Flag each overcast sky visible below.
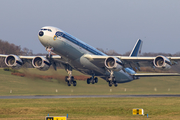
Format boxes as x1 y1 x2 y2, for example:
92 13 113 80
0 0 180 54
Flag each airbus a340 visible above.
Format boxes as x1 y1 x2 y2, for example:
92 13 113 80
1 26 180 87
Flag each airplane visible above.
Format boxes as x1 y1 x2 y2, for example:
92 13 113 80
1 26 180 87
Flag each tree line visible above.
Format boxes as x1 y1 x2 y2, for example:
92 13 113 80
0 39 44 67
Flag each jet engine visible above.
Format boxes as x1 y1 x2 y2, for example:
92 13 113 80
105 57 123 71
5 55 23 69
153 55 172 70
32 56 50 71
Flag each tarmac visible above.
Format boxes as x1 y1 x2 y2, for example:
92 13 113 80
0 94 180 99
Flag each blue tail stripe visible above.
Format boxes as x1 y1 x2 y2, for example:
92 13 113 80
130 40 142 57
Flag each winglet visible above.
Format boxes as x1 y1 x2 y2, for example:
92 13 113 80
129 39 143 57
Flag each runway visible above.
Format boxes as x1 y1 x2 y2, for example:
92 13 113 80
0 94 180 99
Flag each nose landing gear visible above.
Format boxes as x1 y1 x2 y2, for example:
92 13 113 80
45 47 57 71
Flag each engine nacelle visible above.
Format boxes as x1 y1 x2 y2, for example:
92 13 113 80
153 55 172 70
105 57 123 71
5 55 23 69
32 56 50 71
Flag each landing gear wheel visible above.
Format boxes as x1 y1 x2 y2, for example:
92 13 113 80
92 80 95 84
71 76 74 81
87 76 98 85
94 77 98 83
109 81 112 87
114 81 118 87
73 81 77 86
65 76 76 86
65 76 68 82
107 76 118 87
67 81 71 86
87 78 90 84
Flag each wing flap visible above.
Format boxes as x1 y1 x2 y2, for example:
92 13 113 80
134 73 180 77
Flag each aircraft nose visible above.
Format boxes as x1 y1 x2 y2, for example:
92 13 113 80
39 31 44 37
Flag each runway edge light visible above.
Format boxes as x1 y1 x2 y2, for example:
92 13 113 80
132 108 144 115
45 116 67 120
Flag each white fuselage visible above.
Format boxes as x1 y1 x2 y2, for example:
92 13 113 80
38 26 133 83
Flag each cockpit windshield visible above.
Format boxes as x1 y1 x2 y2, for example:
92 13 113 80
41 28 52 32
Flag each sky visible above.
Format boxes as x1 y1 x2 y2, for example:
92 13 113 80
0 0 180 54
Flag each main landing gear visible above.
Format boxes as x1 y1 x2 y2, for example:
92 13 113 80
87 76 98 84
106 70 118 87
106 77 118 87
65 65 77 86
65 76 77 86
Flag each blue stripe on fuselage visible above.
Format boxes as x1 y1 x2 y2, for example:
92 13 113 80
55 31 105 55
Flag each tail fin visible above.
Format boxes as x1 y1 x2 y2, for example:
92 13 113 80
129 39 143 57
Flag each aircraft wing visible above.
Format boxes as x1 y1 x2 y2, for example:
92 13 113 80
133 73 180 77
0 54 66 69
0 54 63 64
119 56 180 61
0 54 8 57
119 56 180 68
84 54 180 68
84 54 155 68
0 54 61 59
119 56 156 68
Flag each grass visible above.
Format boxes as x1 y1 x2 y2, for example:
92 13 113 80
1 68 180 119
0 97 180 120
0 68 180 95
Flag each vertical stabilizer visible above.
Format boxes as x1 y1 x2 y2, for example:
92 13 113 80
129 39 143 57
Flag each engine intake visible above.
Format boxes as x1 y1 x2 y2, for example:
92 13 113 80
32 56 50 71
5 55 23 69
153 55 172 70
105 57 123 71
